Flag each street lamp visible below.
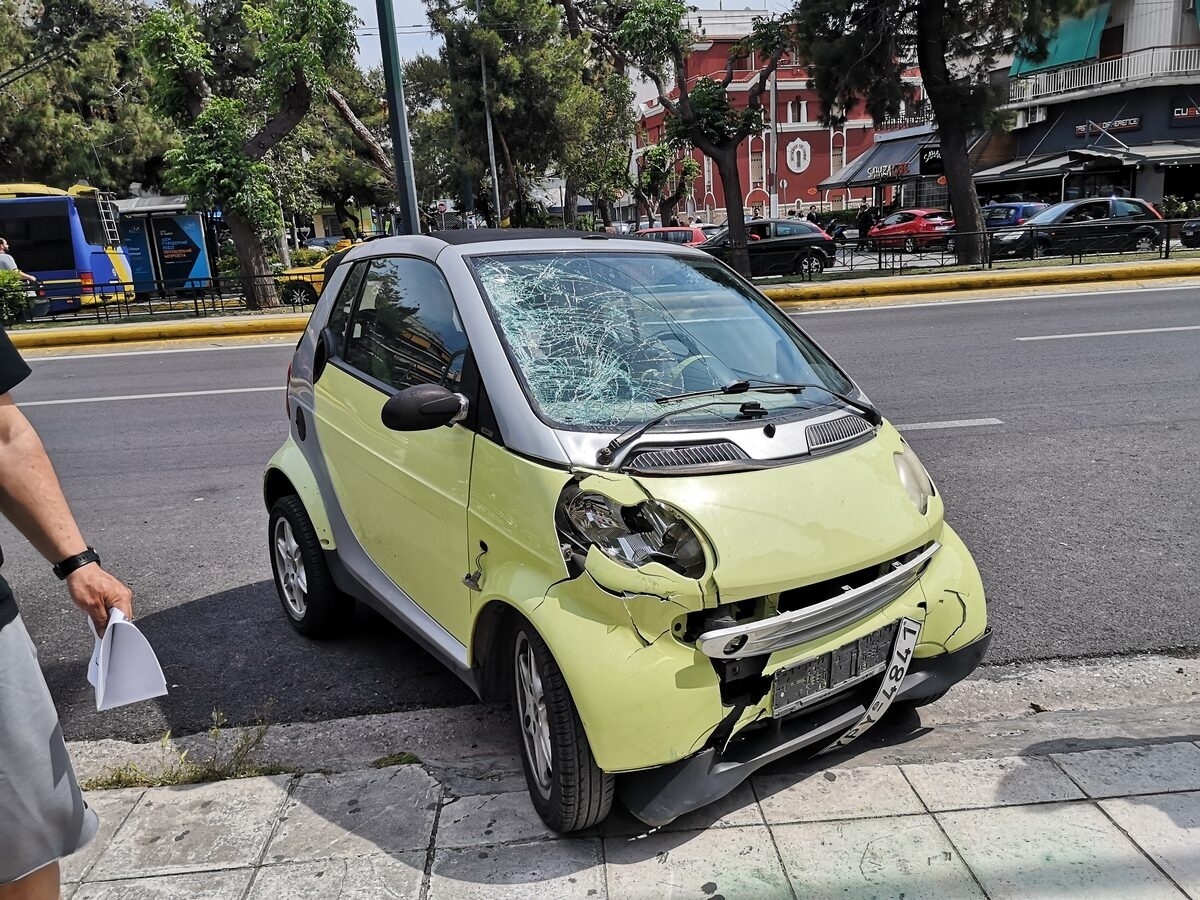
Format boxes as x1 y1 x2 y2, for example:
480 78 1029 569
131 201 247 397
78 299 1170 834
376 0 420 234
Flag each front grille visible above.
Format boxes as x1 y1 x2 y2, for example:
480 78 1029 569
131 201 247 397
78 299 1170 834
806 415 873 451
624 442 749 470
778 543 934 614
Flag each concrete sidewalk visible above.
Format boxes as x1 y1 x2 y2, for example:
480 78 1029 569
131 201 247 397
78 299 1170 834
62 730 1200 899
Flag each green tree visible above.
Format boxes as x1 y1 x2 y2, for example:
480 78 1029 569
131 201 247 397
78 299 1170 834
140 0 356 307
616 0 793 274
559 74 636 228
634 139 699 227
428 0 590 224
0 0 175 191
792 0 1086 263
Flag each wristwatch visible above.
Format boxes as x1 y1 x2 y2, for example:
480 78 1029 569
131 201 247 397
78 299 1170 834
53 547 100 580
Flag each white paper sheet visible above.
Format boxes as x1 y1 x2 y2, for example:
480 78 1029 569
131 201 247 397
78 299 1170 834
87 608 168 711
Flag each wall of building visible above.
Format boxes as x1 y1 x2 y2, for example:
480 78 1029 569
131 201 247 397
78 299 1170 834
1014 86 1200 156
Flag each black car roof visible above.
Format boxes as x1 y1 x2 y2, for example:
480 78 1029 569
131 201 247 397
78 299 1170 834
429 228 643 245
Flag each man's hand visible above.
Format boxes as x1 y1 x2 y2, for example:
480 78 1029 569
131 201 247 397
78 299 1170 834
67 564 134 637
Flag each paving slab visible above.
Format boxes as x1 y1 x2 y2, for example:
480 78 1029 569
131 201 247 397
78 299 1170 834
88 776 291 879
1051 741 1200 799
1100 791 1200 897
72 869 254 899
604 782 764 836
937 802 1186 899
437 792 558 849
755 764 924 824
265 765 440 863
62 789 145 884
901 756 1085 812
605 824 790 899
430 839 605 899
246 854 427 899
773 815 984 899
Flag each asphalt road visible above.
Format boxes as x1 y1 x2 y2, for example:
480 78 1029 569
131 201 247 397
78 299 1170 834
5 283 1198 742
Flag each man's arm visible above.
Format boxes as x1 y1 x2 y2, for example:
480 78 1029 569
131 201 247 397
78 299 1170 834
0 394 132 634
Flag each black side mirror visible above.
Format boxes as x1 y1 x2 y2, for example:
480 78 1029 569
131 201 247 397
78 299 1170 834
381 384 468 431
313 328 336 382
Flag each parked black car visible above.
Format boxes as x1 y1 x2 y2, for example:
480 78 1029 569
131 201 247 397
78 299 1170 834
990 197 1164 259
700 218 837 276
1181 219 1199 248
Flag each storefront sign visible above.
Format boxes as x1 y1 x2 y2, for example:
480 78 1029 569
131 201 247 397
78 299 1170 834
1171 103 1200 128
919 146 943 176
1074 116 1141 137
866 162 910 179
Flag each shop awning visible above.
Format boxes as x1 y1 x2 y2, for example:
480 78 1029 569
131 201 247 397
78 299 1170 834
975 141 1200 185
819 134 930 189
1010 3 1111 77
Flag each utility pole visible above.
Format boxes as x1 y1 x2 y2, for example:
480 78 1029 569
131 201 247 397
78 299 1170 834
376 0 421 234
476 0 503 225
768 71 779 218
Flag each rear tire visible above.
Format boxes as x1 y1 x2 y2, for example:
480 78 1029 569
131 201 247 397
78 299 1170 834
269 495 354 637
511 618 614 832
795 253 825 276
903 237 918 254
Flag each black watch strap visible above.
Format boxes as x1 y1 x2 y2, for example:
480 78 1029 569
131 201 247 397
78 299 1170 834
53 547 100 580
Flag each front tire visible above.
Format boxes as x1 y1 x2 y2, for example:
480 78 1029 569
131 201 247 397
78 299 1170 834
269 495 354 637
511 619 613 832
903 237 918 254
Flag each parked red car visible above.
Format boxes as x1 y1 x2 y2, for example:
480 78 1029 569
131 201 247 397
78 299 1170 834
635 225 710 246
867 208 955 252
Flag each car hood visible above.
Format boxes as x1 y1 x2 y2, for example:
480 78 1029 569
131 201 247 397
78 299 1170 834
630 424 942 602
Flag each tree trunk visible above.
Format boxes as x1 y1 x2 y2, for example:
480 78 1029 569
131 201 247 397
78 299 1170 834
564 176 580 227
916 0 986 263
658 197 677 226
598 201 613 228
938 121 985 263
714 150 751 276
226 211 279 309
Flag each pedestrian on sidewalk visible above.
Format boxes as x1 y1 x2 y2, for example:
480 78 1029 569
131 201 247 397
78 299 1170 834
0 237 38 288
0 325 134 900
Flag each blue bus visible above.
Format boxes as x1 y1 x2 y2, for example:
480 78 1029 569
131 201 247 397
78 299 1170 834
0 184 133 313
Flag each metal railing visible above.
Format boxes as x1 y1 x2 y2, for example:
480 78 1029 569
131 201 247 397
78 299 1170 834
1008 45 1200 105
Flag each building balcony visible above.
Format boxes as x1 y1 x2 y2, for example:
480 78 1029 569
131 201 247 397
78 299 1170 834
1007 45 1200 107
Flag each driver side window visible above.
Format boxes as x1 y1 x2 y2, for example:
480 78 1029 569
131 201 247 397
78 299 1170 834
343 256 469 392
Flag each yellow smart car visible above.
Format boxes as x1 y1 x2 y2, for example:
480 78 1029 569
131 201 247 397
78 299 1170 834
264 230 990 831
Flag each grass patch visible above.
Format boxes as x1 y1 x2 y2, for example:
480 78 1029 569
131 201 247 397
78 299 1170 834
371 752 422 768
82 710 293 790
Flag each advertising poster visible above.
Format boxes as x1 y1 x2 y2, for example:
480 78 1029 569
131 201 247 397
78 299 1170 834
152 214 212 289
119 218 158 293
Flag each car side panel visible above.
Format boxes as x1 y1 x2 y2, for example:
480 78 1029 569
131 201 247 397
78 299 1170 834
265 436 336 548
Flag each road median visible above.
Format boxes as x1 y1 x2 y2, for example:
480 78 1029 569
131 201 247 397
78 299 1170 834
764 257 1200 304
8 313 311 349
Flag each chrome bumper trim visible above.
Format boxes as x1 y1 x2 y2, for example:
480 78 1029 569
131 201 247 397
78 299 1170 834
695 541 939 659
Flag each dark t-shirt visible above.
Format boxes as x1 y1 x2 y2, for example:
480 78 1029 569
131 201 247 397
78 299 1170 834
0 326 32 630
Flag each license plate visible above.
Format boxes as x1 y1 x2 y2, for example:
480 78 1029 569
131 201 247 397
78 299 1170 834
824 617 923 751
772 621 900 718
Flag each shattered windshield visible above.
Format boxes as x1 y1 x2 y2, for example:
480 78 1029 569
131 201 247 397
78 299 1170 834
469 251 852 430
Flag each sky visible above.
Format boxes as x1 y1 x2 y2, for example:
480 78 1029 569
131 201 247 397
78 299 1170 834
350 0 776 69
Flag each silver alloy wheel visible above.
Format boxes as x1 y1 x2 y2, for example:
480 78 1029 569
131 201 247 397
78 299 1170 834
515 632 553 798
273 517 308 619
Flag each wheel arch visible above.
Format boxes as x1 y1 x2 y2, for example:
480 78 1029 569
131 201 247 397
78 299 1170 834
470 599 519 702
264 440 336 549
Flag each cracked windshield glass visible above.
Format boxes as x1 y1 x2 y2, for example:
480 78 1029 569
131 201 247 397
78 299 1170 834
470 251 852 430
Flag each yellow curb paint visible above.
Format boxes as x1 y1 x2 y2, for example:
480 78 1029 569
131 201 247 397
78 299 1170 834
764 260 1200 306
9 315 310 349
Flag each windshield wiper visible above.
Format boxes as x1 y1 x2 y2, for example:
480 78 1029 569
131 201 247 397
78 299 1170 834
655 379 751 404
596 398 764 465
739 380 882 426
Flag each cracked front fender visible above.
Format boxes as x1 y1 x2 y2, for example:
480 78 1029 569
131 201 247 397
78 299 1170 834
916 523 987 657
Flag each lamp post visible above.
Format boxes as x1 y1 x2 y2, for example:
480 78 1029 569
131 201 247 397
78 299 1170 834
476 0 503 225
376 0 420 233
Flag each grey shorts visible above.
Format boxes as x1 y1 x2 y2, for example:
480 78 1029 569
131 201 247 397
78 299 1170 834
0 613 98 883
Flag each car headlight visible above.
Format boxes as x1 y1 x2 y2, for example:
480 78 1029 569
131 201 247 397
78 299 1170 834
894 442 935 515
559 490 705 578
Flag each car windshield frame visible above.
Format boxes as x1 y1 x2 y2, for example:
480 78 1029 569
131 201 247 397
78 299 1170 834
465 249 855 433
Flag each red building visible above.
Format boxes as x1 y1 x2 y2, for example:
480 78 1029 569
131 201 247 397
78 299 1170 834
635 10 925 222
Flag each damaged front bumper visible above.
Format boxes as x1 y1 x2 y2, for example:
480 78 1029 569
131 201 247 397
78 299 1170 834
619 626 993 827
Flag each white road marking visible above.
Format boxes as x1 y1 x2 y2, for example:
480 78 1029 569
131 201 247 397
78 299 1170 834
897 417 1004 431
19 386 285 407
1015 325 1200 342
791 283 1200 315
26 342 292 362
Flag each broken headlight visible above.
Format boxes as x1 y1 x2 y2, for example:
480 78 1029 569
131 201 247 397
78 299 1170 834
894 441 935 515
558 490 706 578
